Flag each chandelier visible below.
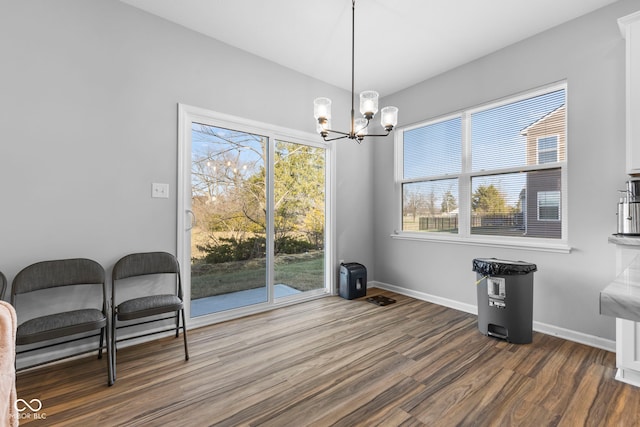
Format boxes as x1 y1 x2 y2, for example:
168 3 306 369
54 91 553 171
313 0 398 142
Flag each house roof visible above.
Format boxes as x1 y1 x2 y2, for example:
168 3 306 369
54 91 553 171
520 104 566 136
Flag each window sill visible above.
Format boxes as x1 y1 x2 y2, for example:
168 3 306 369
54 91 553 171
390 231 572 254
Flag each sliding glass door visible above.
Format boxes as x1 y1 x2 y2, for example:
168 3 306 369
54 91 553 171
189 123 268 316
273 140 326 298
178 105 330 322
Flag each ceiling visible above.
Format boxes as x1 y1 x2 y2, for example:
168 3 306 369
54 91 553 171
121 0 619 96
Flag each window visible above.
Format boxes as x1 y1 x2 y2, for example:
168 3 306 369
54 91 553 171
397 83 567 246
538 191 561 221
402 117 461 233
537 136 559 164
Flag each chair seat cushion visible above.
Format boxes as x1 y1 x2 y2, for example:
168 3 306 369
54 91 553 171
16 309 106 345
116 294 183 321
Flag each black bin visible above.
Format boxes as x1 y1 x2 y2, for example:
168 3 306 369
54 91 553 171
339 262 367 300
473 258 537 344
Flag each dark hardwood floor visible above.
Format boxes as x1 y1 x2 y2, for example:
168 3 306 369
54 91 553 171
15 291 640 426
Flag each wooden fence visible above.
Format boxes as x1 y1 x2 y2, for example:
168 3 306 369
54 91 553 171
419 216 458 231
418 214 524 231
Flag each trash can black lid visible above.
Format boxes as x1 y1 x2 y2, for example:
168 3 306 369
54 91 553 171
472 258 537 275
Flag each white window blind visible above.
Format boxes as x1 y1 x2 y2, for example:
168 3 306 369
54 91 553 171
398 83 567 243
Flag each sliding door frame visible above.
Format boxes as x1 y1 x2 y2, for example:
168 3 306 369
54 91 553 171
177 104 335 328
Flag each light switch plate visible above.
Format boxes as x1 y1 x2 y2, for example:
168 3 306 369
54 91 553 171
152 183 169 198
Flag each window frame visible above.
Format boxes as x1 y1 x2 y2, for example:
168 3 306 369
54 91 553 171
393 82 570 253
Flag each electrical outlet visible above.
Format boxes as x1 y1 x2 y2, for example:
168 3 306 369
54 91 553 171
152 183 169 198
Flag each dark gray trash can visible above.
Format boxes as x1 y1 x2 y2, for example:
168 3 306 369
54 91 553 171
339 262 367 300
472 258 537 344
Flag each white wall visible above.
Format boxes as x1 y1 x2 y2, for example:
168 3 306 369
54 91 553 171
374 0 640 346
0 1 374 302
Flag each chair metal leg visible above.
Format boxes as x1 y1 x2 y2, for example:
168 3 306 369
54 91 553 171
181 308 189 361
98 327 104 359
106 319 114 386
175 311 180 338
111 314 117 383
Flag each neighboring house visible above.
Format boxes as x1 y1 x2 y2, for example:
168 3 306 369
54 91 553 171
520 105 566 238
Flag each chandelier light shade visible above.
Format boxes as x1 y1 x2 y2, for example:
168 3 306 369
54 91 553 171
313 97 332 121
354 118 368 138
313 0 398 142
359 91 379 119
381 106 399 130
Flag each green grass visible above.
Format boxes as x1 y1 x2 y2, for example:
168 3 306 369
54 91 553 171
274 255 324 291
190 252 324 299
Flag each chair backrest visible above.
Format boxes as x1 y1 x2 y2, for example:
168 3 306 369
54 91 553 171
0 272 6 301
112 252 182 297
11 258 105 300
112 252 180 280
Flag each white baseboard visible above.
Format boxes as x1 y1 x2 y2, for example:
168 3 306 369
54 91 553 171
19 283 616 370
369 280 615 352
16 324 177 371
532 320 615 352
369 281 478 315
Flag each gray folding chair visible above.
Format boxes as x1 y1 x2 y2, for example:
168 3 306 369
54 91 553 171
11 258 112 385
0 271 6 300
111 252 188 383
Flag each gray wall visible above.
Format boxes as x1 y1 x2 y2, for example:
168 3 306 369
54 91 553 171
2 0 633 351
375 0 640 344
0 1 374 299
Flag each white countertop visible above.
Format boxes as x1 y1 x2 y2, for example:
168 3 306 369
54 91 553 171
601 253 640 322
609 234 640 247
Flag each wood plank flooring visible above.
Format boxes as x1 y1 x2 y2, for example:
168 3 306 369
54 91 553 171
15 291 640 426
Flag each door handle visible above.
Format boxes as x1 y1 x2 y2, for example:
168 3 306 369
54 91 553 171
186 210 196 231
